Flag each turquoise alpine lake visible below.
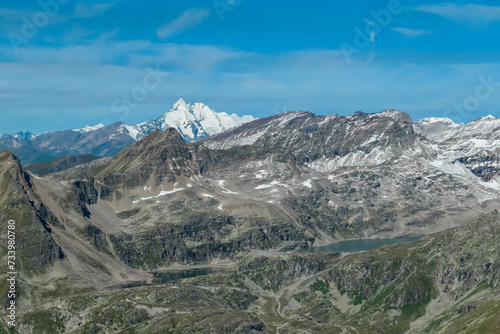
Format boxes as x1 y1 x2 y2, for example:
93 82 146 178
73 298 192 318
303 235 424 253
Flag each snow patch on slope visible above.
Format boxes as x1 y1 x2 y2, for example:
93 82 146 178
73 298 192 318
308 148 394 172
133 187 184 203
415 117 459 127
74 124 106 133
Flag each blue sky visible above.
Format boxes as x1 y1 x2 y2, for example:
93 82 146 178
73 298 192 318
1 0 500 133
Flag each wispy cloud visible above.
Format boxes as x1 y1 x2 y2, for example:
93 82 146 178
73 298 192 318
415 3 500 24
5 39 500 133
74 3 114 18
391 28 434 39
0 2 117 38
157 9 211 40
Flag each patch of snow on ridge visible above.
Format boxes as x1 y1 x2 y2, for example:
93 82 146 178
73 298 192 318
124 125 141 141
255 184 273 190
429 160 477 179
218 180 238 194
133 187 184 203
277 111 309 127
255 181 282 190
470 138 489 148
74 124 105 133
362 133 383 146
308 148 394 172
206 130 266 150
303 179 312 188
415 117 459 127
158 188 184 196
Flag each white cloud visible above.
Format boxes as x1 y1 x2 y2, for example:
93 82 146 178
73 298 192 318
0 2 117 40
415 3 500 24
157 9 211 40
391 28 434 38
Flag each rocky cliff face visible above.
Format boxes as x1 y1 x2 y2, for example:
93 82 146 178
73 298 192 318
0 150 65 271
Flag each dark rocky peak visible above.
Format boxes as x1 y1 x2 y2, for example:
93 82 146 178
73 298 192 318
103 128 189 168
0 149 20 164
0 149 65 268
95 128 195 187
127 128 189 160
0 149 33 188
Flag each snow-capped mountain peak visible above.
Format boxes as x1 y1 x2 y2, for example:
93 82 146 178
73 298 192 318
137 99 255 142
172 98 188 109
74 124 106 133
0 99 255 164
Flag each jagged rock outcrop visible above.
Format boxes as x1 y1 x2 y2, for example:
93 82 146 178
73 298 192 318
72 180 99 218
0 150 65 270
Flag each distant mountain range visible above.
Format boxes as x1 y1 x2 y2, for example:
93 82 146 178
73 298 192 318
0 98 254 164
2 108 500 332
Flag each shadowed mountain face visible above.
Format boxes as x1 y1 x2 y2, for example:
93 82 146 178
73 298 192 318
24 154 101 176
1 110 500 333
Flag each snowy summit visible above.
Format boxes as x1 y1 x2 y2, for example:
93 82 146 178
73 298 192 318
140 98 255 141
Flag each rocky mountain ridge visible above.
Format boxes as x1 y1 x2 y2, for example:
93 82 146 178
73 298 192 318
36 109 500 260
0 98 254 165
